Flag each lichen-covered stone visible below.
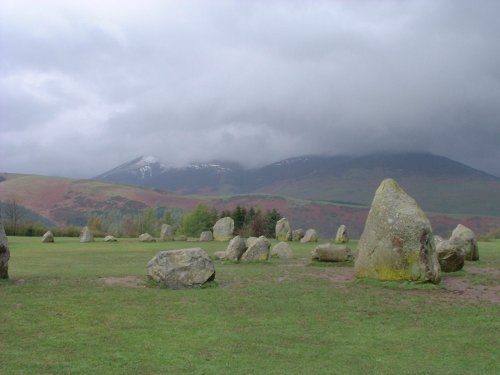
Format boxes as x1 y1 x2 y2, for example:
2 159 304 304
42 231 54 243
292 228 305 241
213 217 234 241
139 233 156 242
245 236 258 248
312 243 353 262
0 224 10 279
79 226 94 243
354 179 441 284
450 224 479 261
241 236 270 262
160 224 174 241
300 229 319 243
271 242 294 259
226 235 247 261
275 218 292 241
146 248 215 289
436 237 465 272
334 225 349 244
104 235 117 242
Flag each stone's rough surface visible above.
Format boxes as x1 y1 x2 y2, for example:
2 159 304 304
0 224 10 279
275 218 292 241
42 231 54 243
241 236 270 262
245 237 258 248
79 226 94 243
354 179 441 284
213 217 234 241
226 235 247 262
104 235 117 242
213 251 227 260
312 243 353 262
433 235 444 244
139 233 156 242
436 237 465 272
271 242 294 259
160 224 174 241
199 231 213 242
146 248 215 289
450 224 479 261
335 225 349 244
300 229 319 243
292 229 305 241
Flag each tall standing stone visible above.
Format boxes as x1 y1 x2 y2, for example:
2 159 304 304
160 224 174 241
226 235 247 261
450 224 479 261
334 225 349 244
213 217 234 241
0 223 10 279
80 226 94 243
354 179 441 284
275 218 292 241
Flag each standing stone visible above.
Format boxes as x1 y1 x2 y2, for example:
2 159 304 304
226 235 247 262
300 229 319 243
80 226 94 243
436 237 465 272
146 248 215 289
199 231 213 242
311 243 353 262
292 229 305 241
104 235 117 242
354 179 441 283
160 224 174 241
139 233 156 242
42 231 54 243
213 217 234 241
335 225 349 244
0 224 10 279
450 224 479 261
275 218 292 241
245 236 258 248
241 236 270 262
271 242 294 259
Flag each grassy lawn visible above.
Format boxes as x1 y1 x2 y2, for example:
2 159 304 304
1 237 499 375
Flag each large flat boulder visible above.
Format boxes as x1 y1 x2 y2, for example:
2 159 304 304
0 224 10 279
146 248 215 289
354 179 441 284
312 243 353 262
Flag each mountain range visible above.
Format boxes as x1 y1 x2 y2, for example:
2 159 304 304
95 152 500 217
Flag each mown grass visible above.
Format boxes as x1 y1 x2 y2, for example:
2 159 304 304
0 237 499 375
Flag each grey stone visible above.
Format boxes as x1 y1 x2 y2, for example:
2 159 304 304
334 225 349 244
450 224 479 261
292 229 305 241
241 236 270 262
213 217 234 241
300 228 319 243
354 178 441 283
42 231 54 243
199 231 213 242
226 235 247 261
139 233 156 242
312 243 353 262
213 251 227 260
436 237 465 272
79 226 94 243
104 235 117 242
271 242 294 259
0 223 10 279
146 248 215 289
160 224 174 241
245 236 258 248
275 218 292 241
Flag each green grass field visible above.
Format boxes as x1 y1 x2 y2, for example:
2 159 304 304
1 237 499 375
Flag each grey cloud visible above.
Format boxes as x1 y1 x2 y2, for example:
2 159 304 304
1 0 499 178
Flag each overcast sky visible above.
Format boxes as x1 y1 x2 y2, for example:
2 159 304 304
1 0 499 178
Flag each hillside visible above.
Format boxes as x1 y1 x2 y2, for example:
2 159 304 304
94 153 500 216
1 172 499 238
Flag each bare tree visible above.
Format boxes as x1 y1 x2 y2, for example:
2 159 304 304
3 199 24 235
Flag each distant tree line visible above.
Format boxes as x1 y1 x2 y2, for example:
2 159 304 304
0 199 282 239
